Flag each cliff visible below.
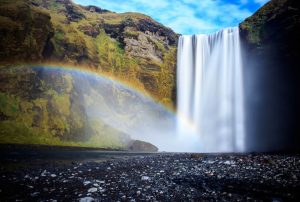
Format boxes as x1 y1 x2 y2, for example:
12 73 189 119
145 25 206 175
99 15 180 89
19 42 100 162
0 0 179 149
0 66 133 149
239 0 300 152
0 0 178 107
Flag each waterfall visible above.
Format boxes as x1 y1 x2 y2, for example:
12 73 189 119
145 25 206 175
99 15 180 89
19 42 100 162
177 27 245 152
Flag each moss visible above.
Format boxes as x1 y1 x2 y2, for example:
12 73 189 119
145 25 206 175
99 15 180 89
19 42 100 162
0 65 130 149
0 16 21 30
0 93 19 117
0 120 123 148
96 30 126 73
124 29 139 39
54 29 65 41
239 0 288 46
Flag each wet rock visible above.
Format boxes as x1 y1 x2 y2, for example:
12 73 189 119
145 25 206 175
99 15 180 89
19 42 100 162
141 176 150 181
128 140 158 152
31 192 40 197
87 187 98 193
79 197 95 202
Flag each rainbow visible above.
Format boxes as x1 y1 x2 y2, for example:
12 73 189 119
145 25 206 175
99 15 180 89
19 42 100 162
2 63 176 115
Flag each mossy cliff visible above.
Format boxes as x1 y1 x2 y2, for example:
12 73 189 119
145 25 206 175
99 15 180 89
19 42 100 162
0 66 131 149
0 0 177 149
239 0 300 152
0 0 178 107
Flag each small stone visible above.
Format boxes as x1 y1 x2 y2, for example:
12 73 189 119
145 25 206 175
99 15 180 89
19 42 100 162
136 190 141 196
79 197 94 202
41 170 47 177
141 176 150 181
93 183 99 187
84 181 91 186
50 174 57 178
30 192 40 197
224 160 234 165
88 187 97 193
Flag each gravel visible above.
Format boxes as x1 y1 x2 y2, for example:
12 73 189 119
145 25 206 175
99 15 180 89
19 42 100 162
0 153 299 201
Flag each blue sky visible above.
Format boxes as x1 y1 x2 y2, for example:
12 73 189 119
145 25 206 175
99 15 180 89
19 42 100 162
73 0 269 35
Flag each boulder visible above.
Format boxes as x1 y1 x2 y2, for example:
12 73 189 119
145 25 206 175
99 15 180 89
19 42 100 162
128 140 158 152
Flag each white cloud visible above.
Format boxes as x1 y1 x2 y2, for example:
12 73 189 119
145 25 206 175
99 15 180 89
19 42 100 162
74 0 260 34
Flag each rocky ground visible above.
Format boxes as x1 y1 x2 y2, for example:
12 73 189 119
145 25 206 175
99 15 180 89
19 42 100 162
0 146 299 201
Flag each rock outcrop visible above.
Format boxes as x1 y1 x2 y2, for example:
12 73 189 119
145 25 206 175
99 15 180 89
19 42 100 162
128 140 158 152
239 0 300 152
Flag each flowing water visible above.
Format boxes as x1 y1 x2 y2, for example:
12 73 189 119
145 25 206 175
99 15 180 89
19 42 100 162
177 27 245 152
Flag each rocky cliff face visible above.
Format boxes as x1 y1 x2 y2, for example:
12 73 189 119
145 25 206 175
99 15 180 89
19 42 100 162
0 66 132 149
0 0 177 150
239 0 300 152
0 0 178 107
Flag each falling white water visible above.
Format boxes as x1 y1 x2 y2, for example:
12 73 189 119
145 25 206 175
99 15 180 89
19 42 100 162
177 27 245 152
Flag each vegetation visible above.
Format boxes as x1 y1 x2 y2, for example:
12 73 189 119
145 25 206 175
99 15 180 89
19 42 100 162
0 0 178 107
0 0 178 148
0 67 128 149
239 0 287 45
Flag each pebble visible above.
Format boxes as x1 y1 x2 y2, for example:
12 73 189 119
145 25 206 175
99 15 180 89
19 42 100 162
1 153 299 201
30 192 40 197
79 197 95 202
87 188 98 193
41 170 47 177
141 176 150 181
